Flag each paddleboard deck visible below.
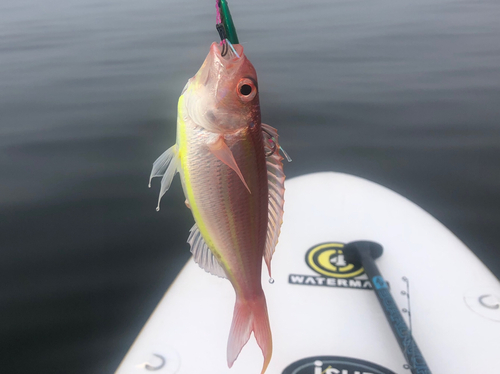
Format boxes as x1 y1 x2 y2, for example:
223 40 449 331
116 172 500 374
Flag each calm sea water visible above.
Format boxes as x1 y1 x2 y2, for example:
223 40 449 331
1 0 500 372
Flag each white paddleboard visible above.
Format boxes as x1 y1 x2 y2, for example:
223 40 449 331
116 172 500 374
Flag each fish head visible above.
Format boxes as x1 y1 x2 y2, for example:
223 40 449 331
183 42 260 133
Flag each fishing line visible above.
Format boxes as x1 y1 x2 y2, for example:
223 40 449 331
215 0 222 24
226 40 240 59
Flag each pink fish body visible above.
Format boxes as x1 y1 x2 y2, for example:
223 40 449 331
150 42 285 373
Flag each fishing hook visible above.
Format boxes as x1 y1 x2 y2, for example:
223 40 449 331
216 22 229 57
262 128 278 157
262 128 292 162
221 40 228 57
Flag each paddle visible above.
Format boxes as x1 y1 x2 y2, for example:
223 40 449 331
343 241 432 374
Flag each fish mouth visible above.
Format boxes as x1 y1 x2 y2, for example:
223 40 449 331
190 42 245 91
210 42 244 64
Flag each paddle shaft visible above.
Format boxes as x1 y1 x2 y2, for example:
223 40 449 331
357 245 432 374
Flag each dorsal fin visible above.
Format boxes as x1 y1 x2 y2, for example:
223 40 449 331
187 224 227 279
262 123 286 277
149 145 179 211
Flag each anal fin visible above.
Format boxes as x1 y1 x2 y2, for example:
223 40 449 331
187 224 227 279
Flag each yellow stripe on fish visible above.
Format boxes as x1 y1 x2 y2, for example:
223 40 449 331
177 94 232 274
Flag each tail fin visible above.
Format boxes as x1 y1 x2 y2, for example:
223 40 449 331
227 293 272 374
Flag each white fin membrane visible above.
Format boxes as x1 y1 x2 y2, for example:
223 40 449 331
187 224 227 279
262 123 286 277
149 145 179 211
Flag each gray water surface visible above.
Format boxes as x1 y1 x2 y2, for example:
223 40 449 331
1 0 500 373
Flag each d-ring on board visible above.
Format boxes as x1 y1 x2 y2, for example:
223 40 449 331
136 353 165 371
479 294 500 310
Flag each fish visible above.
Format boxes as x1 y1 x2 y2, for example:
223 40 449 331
149 41 285 373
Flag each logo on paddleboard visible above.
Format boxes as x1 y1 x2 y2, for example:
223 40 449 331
288 242 372 290
306 243 363 278
282 356 396 374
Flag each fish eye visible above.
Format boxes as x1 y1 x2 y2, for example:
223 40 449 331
240 84 252 96
237 78 257 102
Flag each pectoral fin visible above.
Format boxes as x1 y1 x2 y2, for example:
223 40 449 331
209 136 251 194
262 123 286 277
149 145 179 211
